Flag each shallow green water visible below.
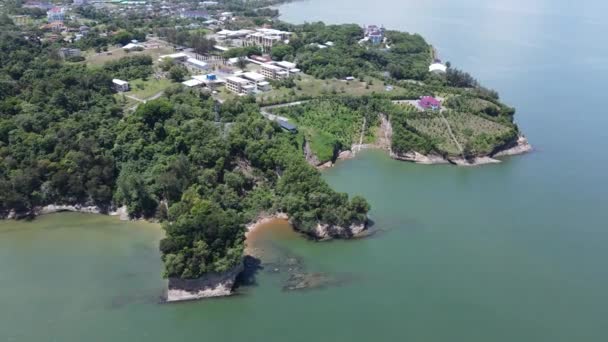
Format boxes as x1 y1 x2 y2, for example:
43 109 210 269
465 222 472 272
3 0 608 341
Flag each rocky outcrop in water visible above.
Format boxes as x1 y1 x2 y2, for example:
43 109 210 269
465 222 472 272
311 222 367 240
165 262 244 302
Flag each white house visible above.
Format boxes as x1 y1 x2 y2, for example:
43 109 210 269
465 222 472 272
429 63 447 73
112 79 129 92
122 43 143 51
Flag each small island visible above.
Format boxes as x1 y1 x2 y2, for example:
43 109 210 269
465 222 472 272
0 0 529 301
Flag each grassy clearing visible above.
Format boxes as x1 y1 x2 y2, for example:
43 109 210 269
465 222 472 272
308 130 337 162
257 74 413 104
123 78 173 100
86 46 175 66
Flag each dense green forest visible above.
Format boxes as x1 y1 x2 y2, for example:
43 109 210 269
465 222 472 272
266 22 432 80
0 17 369 279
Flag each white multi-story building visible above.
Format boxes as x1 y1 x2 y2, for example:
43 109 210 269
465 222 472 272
240 72 271 92
243 28 292 51
260 63 289 80
46 7 65 22
225 77 255 95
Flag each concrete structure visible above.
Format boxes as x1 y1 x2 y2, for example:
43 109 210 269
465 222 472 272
122 43 143 51
278 120 297 133
182 79 204 87
180 10 209 19
241 72 265 83
217 29 253 39
23 1 53 10
243 28 292 51
185 58 209 71
159 53 189 62
47 7 65 22
192 74 225 89
112 79 130 92
260 63 289 80
419 96 441 110
275 61 296 70
257 81 271 92
240 72 270 92
225 76 255 95
41 21 65 32
73 0 88 6
364 25 385 45
58 48 81 59
429 63 447 73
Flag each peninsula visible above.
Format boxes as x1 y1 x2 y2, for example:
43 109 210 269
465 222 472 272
0 0 529 301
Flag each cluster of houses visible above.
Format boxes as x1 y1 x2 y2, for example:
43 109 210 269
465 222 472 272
165 51 300 96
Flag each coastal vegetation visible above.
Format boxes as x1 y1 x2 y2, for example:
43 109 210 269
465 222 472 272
0 18 368 280
0 0 525 288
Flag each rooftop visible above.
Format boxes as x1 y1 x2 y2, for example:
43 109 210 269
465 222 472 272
112 79 128 85
241 72 265 82
186 58 208 68
182 79 204 87
419 96 441 108
275 61 297 69
159 53 189 60
226 76 251 84
262 63 283 71
278 120 297 132
429 63 447 73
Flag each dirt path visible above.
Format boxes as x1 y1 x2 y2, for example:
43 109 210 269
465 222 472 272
352 117 367 154
438 112 466 159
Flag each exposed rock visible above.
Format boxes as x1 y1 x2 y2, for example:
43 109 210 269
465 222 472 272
449 156 501 166
493 136 532 157
312 222 367 240
36 204 103 216
109 205 129 221
390 151 450 164
338 150 354 160
317 160 334 169
165 262 244 302
303 140 321 166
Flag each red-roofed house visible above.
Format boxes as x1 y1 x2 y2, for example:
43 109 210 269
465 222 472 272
419 96 441 110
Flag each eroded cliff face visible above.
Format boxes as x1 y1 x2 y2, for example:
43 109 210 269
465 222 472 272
165 262 244 302
312 222 367 240
384 114 531 166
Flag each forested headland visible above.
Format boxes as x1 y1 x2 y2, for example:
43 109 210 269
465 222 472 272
0 16 368 280
0 6 527 284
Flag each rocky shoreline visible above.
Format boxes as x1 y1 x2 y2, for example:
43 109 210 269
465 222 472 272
390 136 532 166
165 263 244 302
3 204 130 220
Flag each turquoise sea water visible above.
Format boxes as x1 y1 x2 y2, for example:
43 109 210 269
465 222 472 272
2 1 608 341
